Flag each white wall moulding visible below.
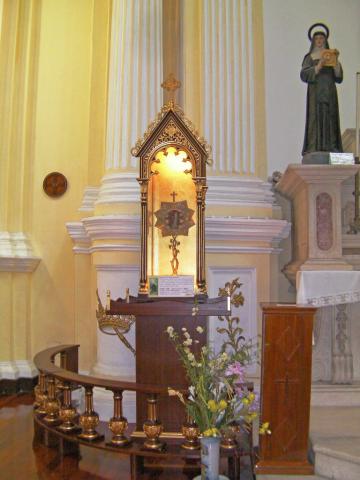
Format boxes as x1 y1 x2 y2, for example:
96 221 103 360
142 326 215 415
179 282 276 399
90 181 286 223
95 264 140 273
79 187 100 212
66 222 91 254
206 217 290 244
96 173 139 205
0 360 38 380
205 245 282 255
82 215 140 241
206 176 277 208
0 232 40 272
81 174 279 210
67 215 290 255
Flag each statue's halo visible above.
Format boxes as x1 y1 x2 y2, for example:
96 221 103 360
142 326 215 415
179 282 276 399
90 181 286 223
308 23 330 41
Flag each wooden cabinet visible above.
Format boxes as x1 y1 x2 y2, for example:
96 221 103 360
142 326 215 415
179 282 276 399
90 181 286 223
255 304 317 475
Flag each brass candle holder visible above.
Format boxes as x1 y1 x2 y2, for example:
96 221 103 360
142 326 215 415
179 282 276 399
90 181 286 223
34 372 47 415
143 394 164 451
78 386 104 441
220 421 240 450
181 416 200 450
43 376 61 425
107 390 131 447
58 383 80 433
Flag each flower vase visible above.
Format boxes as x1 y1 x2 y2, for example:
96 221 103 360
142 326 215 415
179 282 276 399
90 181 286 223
193 436 228 480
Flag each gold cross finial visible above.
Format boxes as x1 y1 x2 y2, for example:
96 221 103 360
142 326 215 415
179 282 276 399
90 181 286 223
171 191 177 202
161 73 181 102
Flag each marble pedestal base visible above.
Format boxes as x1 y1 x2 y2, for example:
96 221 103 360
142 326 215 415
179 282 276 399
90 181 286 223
276 164 359 285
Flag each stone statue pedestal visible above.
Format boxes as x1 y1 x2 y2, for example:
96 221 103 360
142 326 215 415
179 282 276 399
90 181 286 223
302 152 331 165
276 164 360 285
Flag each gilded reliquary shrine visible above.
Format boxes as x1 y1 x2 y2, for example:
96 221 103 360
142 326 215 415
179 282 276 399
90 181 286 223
131 100 211 295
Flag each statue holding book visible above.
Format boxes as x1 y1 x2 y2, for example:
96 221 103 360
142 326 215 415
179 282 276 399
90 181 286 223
301 23 343 160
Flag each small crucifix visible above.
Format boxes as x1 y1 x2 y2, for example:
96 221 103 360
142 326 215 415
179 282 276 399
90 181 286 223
170 191 177 203
161 73 181 104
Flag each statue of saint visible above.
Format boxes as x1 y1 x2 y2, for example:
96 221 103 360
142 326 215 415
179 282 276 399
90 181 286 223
301 23 343 156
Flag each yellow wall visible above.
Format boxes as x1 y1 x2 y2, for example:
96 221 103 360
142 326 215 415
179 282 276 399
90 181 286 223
0 0 110 370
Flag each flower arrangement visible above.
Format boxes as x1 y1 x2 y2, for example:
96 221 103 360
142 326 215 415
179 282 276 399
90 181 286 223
166 278 270 438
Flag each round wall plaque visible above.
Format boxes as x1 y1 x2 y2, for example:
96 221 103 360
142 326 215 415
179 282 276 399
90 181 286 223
43 172 68 198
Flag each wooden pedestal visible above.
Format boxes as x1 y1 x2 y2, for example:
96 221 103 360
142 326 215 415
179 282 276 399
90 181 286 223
255 303 317 475
109 297 229 433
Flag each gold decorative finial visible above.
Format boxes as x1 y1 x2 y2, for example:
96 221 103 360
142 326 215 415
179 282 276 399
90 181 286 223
106 289 111 310
161 73 181 102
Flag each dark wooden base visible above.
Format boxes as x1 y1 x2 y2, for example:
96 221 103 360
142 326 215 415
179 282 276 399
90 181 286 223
0 376 37 395
255 460 314 475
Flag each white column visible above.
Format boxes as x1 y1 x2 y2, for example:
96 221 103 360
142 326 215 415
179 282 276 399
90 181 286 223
104 0 162 173
202 0 255 175
96 0 163 205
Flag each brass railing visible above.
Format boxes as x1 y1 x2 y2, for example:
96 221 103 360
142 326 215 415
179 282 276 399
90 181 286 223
33 344 191 449
33 345 254 479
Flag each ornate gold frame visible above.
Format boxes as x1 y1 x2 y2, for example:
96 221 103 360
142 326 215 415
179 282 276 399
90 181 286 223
131 101 211 296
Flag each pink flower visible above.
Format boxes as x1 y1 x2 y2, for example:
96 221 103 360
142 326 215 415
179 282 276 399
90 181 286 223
225 361 245 383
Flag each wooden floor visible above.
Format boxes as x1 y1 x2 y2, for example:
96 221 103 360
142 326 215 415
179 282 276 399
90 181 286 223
0 394 252 479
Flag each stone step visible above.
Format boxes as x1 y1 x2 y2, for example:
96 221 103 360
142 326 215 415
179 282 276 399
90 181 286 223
312 437 360 480
311 383 360 407
256 475 326 480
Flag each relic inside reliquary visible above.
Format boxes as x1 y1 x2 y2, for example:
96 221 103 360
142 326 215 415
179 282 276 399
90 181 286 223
150 147 196 276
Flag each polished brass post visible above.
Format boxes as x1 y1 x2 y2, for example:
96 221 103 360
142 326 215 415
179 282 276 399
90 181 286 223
107 390 131 447
143 394 164 450
60 351 67 369
138 178 149 294
220 420 239 450
43 376 61 425
58 382 80 433
181 412 200 450
78 386 104 441
34 372 47 415
195 179 207 294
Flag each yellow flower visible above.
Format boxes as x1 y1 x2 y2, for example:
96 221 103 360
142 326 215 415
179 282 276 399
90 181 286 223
207 399 217 412
259 422 271 435
244 412 258 423
218 399 227 411
248 392 255 403
242 398 249 406
203 428 219 437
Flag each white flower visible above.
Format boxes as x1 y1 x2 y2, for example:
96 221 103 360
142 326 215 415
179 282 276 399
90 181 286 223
194 340 200 344
182 327 187 332
201 346 208 354
183 338 193 346
166 326 174 337
196 326 204 333
184 331 190 339
189 385 195 400
184 347 190 354
187 352 195 362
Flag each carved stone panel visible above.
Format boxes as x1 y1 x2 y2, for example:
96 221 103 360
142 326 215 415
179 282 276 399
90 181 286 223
316 192 333 251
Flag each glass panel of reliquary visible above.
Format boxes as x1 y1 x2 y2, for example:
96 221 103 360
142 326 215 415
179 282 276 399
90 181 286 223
148 146 196 279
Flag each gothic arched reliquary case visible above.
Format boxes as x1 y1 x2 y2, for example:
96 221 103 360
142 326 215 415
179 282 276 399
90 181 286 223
131 101 211 296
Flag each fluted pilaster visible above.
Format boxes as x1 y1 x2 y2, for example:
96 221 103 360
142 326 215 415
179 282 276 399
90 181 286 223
105 0 163 172
182 0 266 177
